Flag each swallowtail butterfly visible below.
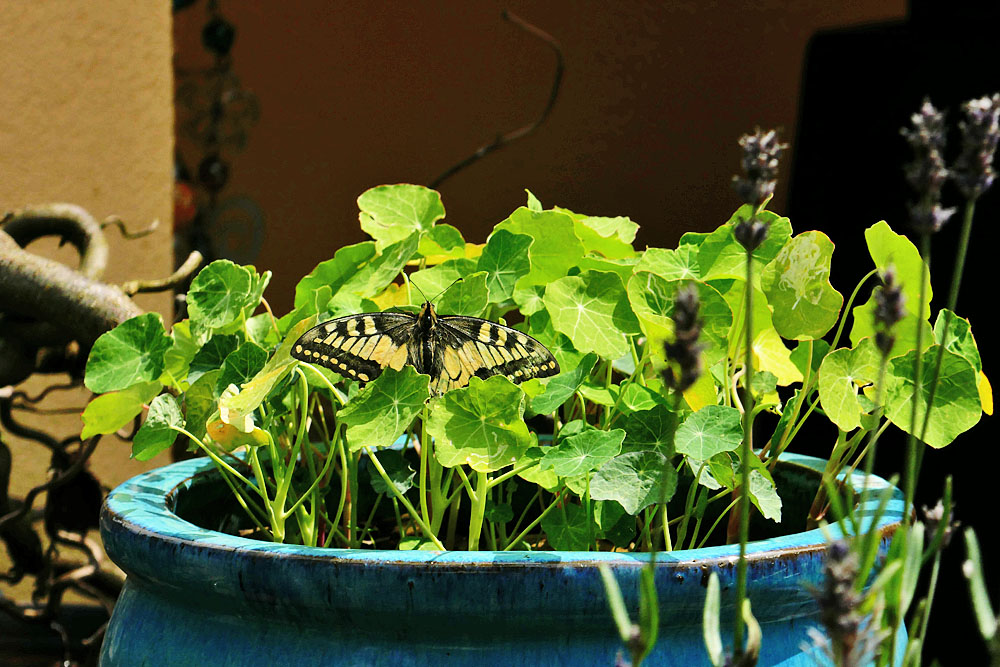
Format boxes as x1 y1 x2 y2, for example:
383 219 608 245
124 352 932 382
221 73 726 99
290 302 560 395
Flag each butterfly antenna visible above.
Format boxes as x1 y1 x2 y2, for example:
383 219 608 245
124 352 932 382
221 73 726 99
411 279 430 304
430 277 464 304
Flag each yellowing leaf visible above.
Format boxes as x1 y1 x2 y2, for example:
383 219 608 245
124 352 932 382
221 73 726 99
206 417 270 451
371 283 411 310
979 371 993 416
683 371 717 411
753 328 802 386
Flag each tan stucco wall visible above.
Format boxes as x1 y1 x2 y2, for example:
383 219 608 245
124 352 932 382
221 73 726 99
1 3 174 515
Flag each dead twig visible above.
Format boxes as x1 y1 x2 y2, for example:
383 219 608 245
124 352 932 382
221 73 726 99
121 250 203 296
429 10 564 188
101 215 160 240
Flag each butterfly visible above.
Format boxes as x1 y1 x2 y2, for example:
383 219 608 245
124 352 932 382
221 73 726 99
290 302 560 395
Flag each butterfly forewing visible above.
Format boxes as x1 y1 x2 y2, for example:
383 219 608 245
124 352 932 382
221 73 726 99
290 303 560 395
291 312 416 382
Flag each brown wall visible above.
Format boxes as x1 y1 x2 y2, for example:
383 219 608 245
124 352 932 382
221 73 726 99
175 1 906 314
1 3 175 507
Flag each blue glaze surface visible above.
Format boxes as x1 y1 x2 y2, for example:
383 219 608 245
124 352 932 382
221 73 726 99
99 453 904 666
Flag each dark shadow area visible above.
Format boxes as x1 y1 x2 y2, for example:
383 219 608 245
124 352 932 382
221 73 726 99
789 2 1000 662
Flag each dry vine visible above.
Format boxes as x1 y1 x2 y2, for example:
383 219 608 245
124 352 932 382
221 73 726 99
0 204 201 664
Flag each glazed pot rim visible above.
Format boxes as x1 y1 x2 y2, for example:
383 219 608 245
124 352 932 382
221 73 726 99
101 451 904 569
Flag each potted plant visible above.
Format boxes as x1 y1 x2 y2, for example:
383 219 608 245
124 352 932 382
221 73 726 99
85 113 991 664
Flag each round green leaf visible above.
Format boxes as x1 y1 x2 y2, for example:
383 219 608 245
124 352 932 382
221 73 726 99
760 231 843 340
621 404 677 455
540 429 624 477
477 229 532 303
84 313 172 393
339 366 429 452
427 375 533 472
80 381 162 439
437 271 489 317
495 208 585 286
133 394 183 461
187 260 255 329
590 451 675 515
884 345 982 448
818 346 876 432
543 270 640 360
541 502 592 550
674 405 742 460
358 184 445 249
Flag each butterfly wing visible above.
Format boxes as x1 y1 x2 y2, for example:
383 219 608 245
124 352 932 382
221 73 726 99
291 312 417 382
434 316 560 391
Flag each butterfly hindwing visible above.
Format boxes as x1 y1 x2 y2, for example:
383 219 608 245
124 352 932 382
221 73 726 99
436 316 560 386
291 312 415 382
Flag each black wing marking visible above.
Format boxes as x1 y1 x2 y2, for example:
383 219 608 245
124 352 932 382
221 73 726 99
291 312 416 382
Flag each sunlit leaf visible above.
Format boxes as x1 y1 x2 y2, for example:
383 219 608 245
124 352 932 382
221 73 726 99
84 313 172 393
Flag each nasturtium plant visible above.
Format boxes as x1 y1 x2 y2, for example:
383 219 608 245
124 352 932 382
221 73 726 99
82 183 988 554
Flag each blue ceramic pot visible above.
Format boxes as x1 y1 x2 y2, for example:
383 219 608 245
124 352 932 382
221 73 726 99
99 453 903 666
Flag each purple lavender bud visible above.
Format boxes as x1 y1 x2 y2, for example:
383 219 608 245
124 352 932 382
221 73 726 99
873 267 906 356
817 540 862 656
902 99 953 234
952 93 1000 199
663 284 704 393
922 500 959 550
732 128 787 209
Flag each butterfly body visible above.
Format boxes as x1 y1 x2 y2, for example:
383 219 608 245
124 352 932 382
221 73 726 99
291 302 560 395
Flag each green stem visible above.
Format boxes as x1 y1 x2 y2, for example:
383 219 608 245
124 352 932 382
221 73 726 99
468 471 490 551
419 406 431 531
503 492 561 551
918 199 976 449
903 234 931 523
364 447 445 549
734 242 755 656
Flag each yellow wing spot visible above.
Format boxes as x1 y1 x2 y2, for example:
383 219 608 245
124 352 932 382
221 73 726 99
358 372 369 382
515 343 530 358
322 332 338 345
295 345 303 354
516 334 529 347
478 323 492 343
363 316 377 336
370 336 394 365
388 344 409 371
347 368 357 377
325 323 337 333
476 342 496 367
497 347 514 363
490 346 507 367
442 346 462 379
359 336 380 358
495 328 508 346
347 338 366 354
321 355 329 362
331 335 346 349
346 319 360 337
464 341 486 368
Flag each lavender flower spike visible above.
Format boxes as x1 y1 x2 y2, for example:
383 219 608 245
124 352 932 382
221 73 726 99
902 99 955 234
953 93 1000 200
732 128 787 251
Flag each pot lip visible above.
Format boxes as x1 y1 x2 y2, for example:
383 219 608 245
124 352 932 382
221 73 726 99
101 451 903 569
